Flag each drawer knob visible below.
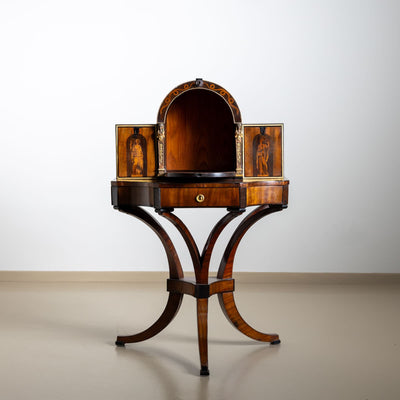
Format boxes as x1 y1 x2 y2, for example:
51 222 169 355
196 194 205 203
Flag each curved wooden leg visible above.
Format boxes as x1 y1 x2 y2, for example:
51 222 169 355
218 292 279 343
217 205 284 344
200 209 244 282
115 206 185 346
116 293 183 345
160 209 244 375
197 298 210 375
218 205 284 280
159 211 202 278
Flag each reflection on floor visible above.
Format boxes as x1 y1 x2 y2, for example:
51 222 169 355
0 279 399 400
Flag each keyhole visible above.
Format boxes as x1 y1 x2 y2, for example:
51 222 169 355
196 194 205 203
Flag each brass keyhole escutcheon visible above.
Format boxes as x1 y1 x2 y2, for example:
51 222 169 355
196 194 205 203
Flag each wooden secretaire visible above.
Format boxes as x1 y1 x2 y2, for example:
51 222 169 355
111 79 289 375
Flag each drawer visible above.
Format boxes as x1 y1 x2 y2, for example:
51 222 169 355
159 187 240 208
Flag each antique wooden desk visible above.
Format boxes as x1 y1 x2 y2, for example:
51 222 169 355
111 79 289 375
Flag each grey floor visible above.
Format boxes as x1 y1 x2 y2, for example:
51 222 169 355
0 280 399 400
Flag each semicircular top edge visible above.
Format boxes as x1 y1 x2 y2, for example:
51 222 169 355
157 79 242 123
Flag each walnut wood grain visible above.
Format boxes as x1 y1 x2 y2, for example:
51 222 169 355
113 80 288 374
159 211 202 278
159 187 240 208
157 79 241 123
165 89 236 174
243 125 283 178
197 298 209 375
199 209 244 283
159 208 242 284
154 208 246 372
113 194 286 372
218 292 279 343
218 204 284 280
215 205 283 343
117 125 156 179
246 185 284 205
114 207 185 345
111 180 289 209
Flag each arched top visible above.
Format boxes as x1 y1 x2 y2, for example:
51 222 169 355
157 79 242 123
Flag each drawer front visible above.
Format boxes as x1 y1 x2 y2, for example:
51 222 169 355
160 187 240 208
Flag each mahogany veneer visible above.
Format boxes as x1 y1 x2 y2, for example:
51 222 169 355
112 79 289 376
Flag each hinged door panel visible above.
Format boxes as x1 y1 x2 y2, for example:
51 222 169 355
243 124 283 178
116 125 156 180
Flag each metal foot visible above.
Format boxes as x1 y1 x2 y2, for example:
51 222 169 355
115 341 126 347
270 339 281 345
200 366 210 376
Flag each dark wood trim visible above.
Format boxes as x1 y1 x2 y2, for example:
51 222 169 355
239 183 247 208
157 80 242 123
167 278 235 299
111 180 289 209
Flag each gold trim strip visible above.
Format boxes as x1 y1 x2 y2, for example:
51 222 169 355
243 177 285 181
235 123 244 177
157 123 166 176
116 177 155 182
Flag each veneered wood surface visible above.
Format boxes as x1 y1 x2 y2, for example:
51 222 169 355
160 187 240 208
197 298 209 372
113 203 285 372
160 211 201 274
244 125 283 177
117 126 156 178
159 209 240 284
218 292 279 342
112 180 289 208
246 185 283 205
200 209 244 282
165 89 236 174
157 80 241 123
218 204 284 280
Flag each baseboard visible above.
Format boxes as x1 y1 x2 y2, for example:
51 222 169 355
0 271 399 284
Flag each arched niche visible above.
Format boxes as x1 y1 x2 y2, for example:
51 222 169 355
157 80 242 178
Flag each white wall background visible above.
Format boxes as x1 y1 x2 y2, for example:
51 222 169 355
1 0 399 273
